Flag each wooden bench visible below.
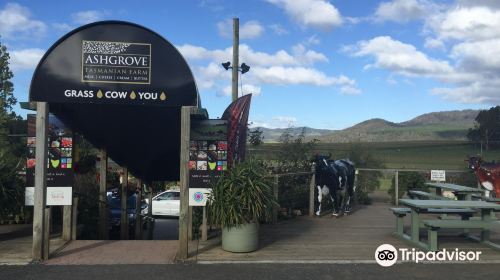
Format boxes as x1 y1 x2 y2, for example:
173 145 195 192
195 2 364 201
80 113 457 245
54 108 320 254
471 194 500 203
390 207 477 236
423 219 499 251
408 190 447 200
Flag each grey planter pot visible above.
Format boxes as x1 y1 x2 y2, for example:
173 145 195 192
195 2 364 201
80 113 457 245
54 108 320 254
222 222 259 253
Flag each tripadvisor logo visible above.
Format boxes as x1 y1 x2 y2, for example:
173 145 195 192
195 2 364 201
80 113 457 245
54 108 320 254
82 40 151 84
375 244 482 267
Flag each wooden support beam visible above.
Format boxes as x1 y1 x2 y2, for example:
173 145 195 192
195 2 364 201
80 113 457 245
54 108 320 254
33 102 49 262
395 170 399 206
99 149 108 240
188 207 193 240
178 106 192 260
62 205 72 241
201 206 207 241
43 207 51 260
71 198 78 240
120 167 129 240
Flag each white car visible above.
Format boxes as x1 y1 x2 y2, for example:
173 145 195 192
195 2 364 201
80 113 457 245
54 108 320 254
150 190 180 217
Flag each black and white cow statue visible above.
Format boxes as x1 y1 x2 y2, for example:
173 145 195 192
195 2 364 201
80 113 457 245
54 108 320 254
313 154 356 216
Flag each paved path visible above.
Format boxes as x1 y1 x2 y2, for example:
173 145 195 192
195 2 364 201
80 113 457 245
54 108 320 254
1 263 500 280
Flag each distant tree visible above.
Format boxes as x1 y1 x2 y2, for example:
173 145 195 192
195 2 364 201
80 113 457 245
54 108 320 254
248 128 264 146
467 106 500 149
0 39 15 112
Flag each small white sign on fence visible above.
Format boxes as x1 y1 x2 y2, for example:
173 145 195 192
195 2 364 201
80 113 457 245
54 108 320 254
431 170 446 182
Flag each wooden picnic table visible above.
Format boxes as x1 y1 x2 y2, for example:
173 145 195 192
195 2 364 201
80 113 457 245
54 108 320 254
398 199 500 250
425 182 483 200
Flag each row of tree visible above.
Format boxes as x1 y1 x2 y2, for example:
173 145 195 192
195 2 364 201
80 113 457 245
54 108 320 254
0 39 28 221
467 106 500 150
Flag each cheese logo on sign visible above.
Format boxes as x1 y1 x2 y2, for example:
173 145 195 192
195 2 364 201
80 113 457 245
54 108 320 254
82 40 151 84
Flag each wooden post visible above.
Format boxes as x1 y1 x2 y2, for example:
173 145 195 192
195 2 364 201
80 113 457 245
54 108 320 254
395 170 399 206
188 207 193 240
71 197 78 240
178 106 192 260
120 168 129 240
232 18 239 101
135 180 142 239
98 149 108 240
201 206 207 241
43 207 51 260
33 102 49 262
309 165 316 217
62 205 72 241
272 175 279 225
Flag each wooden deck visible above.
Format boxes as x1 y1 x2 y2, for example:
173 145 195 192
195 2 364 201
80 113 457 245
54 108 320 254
192 193 500 262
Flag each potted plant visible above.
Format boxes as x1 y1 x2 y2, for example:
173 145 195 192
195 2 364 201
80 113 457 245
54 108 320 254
208 160 278 253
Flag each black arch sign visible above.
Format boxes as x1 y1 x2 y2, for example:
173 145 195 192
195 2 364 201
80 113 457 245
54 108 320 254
30 21 198 107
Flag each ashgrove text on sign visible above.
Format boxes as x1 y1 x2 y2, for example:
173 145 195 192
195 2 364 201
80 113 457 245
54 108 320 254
82 40 151 84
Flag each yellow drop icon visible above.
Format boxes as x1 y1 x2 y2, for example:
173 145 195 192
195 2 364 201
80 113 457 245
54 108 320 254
97 90 103 98
160 92 166 101
130 91 136 100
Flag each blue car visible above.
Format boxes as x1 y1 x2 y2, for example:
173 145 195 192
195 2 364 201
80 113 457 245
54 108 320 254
108 193 148 237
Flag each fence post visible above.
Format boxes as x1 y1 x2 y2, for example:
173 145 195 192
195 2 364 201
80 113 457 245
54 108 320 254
201 206 207 241
395 170 399 206
71 197 78 240
272 175 279 225
309 165 316 217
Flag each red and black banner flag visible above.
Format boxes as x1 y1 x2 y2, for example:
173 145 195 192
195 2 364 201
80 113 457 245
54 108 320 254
221 94 252 166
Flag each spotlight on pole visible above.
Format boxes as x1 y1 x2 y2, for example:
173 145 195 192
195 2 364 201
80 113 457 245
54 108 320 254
240 63 250 74
222 61 231 71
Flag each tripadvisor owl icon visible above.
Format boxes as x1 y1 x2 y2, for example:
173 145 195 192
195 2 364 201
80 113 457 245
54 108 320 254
375 244 398 267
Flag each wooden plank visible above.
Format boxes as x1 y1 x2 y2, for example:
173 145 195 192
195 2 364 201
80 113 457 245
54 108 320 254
201 206 207 241
98 149 108 240
43 207 51 260
178 106 192 260
120 167 129 240
32 102 49 262
188 207 193 240
62 205 72 240
71 198 78 240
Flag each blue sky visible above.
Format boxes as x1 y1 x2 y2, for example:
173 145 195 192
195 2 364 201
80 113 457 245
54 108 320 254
1 0 498 129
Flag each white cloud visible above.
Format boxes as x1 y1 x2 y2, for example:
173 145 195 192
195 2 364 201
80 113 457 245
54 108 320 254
250 116 298 128
72 10 107 25
0 3 46 40
306 35 320 45
9 48 45 71
350 36 453 76
451 38 500 72
266 0 342 30
424 37 445 51
374 0 432 23
217 19 264 39
221 84 262 97
52 23 73 33
177 43 359 96
432 81 500 104
269 24 289 35
252 66 356 88
177 43 327 67
426 6 500 42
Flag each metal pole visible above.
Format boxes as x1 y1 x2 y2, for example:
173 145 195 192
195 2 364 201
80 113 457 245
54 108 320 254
395 170 399 206
232 18 239 101
120 167 129 240
99 149 108 240
33 102 48 262
178 106 192 260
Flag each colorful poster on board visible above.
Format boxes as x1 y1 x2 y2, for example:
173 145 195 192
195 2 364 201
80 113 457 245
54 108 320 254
189 120 228 193
26 114 74 205
221 94 252 166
